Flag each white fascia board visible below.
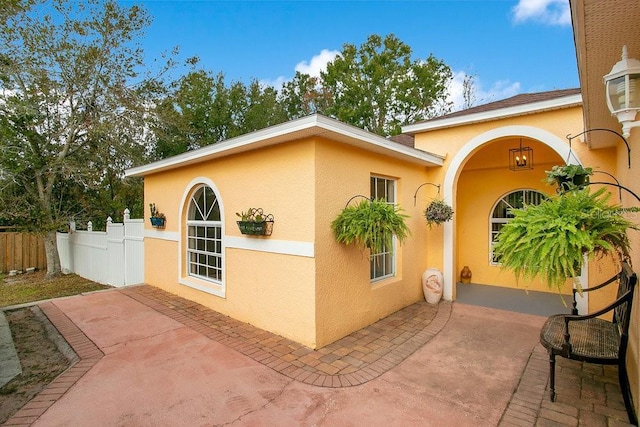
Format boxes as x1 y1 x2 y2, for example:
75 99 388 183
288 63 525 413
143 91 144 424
126 115 443 177
312 115 444 166
402 94 583 134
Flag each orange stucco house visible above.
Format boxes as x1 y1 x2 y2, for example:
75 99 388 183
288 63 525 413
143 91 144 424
126 0 639 415
126 87 614 348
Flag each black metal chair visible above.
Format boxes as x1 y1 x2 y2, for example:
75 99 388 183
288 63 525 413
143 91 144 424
539 261 637 425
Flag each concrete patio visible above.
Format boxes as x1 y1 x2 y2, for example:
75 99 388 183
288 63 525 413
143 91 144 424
2 285 634 426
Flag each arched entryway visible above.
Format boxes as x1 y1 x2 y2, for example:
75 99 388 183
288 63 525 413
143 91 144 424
441 125 583 301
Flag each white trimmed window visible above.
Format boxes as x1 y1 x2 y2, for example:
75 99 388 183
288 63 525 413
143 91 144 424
187 185 223 282
370 176 396 281
490 189 546 264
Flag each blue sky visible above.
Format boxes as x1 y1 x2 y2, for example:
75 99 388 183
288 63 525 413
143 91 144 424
124 0 578 110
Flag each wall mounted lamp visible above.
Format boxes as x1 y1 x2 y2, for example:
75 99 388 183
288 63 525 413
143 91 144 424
604 45 640 138
509 139 533 171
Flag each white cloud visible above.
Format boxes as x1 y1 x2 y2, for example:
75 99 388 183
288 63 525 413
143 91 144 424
294 49 339 78
448 71 521 111
260 49 339 90
447 71 468 111
512 0 571 26
260 75 288 90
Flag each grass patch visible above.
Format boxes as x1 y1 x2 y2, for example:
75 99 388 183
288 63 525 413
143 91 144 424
0 271 112 307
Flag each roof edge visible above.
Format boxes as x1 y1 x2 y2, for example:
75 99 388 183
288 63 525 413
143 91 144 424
402 93 583 134
125 114 444 177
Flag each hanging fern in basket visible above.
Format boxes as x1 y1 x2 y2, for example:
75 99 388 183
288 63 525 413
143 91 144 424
492 187 638 293
331 198 410 253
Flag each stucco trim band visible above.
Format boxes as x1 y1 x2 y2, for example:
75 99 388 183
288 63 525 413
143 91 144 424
144 232 312 254
144 229 179 241
225 236 314 258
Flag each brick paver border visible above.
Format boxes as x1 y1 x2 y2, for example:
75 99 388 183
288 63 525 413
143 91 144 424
3 301 104 427
498 344 635 426
120 285 453 387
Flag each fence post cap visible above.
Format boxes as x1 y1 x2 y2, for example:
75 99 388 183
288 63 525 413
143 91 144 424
124 208 130 221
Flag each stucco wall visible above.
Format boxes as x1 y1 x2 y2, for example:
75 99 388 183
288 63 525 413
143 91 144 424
143 140 318 347
142 135 440 349
312 138 435 347
619 129 640 418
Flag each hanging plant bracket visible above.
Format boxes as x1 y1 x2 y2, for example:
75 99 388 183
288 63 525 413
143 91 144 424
344 194 372 208
566 129 631 168
149 203 166 229
413 183 441 206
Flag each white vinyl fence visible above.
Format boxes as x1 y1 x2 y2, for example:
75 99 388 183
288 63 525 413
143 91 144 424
57 209 144 287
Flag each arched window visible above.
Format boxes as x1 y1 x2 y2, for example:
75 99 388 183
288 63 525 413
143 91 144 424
490 189 546 264
187 185 223 282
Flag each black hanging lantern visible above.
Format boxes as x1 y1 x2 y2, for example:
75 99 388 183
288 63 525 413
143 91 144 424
509 138 533 171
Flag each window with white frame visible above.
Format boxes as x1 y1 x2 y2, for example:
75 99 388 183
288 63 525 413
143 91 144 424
187 185 223 282
490 189 546 264
370 176 396 281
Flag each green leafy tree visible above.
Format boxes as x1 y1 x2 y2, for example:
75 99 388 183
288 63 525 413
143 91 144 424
0 0 165 276
240 80 287 136
153 70 224 158
153 70 288 158
279 71 333 119
320 34 452 136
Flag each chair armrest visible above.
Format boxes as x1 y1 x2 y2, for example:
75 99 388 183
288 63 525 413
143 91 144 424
567 289 633 322
576 273 618 294
572 273 618 314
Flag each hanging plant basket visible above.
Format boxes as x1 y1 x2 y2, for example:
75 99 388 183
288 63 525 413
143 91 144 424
545 164 593 193
424 199 453 228
236 208 274 236
150 216 166 228
149 203 166 229
492 187 639 293
331 197 410 253
237 220 273 236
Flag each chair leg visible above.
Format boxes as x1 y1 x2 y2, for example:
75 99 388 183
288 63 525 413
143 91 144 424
618 363 638 425
549 352 556 402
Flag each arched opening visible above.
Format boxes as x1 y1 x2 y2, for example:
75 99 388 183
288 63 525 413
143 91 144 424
442 125 582 301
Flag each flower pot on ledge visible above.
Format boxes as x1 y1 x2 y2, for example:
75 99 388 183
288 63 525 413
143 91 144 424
150 216 165 228
237 220 273 236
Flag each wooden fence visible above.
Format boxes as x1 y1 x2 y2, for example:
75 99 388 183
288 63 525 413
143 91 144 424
0 229 47 273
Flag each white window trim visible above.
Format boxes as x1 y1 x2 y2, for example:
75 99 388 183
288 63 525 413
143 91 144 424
186 218 223 284
178 177 226 298
370 175 397 282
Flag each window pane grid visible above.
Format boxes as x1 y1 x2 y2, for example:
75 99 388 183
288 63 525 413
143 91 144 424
370 176 397 281
186 184 223 284
490 190 545 265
